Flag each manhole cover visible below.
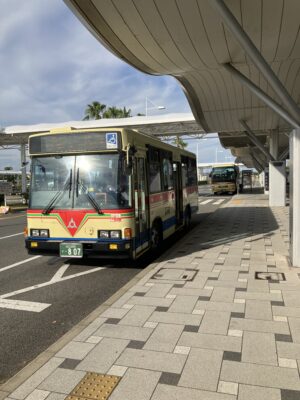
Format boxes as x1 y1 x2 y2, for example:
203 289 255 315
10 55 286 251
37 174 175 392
255 272 286 281
152 268 197 281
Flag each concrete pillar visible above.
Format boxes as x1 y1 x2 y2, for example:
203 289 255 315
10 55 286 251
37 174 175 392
20 144 27 194
290 129 300 267
269 132 286 206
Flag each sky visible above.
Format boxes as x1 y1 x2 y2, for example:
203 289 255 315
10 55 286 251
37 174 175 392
0 0 234 170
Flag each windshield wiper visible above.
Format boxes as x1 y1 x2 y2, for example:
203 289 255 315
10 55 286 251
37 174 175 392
42 170 72 215
76 169 103 214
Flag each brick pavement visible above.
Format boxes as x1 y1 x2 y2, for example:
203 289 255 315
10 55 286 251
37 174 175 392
2 195 300 400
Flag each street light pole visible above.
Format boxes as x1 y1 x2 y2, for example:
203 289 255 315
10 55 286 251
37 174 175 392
145 97 166 116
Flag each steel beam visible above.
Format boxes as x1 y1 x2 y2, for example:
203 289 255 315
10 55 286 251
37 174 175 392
211 0 300 125
241 120 275 162
20 144 27 194
224 64 299 129
250 150 265 172
279 146 289 161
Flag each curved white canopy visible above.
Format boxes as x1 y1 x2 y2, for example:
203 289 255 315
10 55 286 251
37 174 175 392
64 0 299 168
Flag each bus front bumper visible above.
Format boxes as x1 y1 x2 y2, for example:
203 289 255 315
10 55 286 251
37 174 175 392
25 239 132 259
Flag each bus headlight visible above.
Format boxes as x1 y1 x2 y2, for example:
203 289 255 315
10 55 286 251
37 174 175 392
99 230 110 238
31 229 49 237
40 229 49 237
110 230 121 239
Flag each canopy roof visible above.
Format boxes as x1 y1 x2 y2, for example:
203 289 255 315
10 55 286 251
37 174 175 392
64 0 299 169
1 113 204 145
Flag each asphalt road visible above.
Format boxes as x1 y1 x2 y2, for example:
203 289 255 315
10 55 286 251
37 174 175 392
0 194 231 383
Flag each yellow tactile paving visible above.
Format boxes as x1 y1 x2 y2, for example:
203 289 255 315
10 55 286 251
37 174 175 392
66 372 120 400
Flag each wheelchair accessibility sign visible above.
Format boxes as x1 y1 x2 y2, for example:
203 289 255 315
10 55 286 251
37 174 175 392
106 132 118 149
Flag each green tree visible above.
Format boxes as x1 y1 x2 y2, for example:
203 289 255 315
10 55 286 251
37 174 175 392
103 106 132 118
83 102 132 120
83 101 106 120
173 136 188 149
121 106 132 118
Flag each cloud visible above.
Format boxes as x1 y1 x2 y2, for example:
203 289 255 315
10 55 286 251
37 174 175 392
0 0 188 128
0 0 230 169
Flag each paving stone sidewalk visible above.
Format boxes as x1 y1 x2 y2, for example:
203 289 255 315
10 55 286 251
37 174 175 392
3 195 300 400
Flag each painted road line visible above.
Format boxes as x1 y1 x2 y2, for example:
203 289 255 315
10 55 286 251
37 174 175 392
1 264 106 299
0 256 41 273
199 199 213 205
0 298 50 312
0 232 24 240
213 199 226 205
0 213 26 220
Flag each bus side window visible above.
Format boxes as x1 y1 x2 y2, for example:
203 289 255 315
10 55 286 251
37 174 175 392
162 152 173 191
148 147 162 193
181 156 188 187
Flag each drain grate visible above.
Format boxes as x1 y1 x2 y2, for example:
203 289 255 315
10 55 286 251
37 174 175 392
255 272 286 281
152 268 197 281
66 372 120 400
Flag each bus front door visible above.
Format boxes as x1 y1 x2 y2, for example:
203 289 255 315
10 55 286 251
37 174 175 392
173 162 183 226
134 158 149 255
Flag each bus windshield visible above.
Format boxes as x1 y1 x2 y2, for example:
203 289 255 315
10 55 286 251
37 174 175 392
30 154 131 210
211 166 237 183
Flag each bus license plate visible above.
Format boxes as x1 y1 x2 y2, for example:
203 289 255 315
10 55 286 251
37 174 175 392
60 243 83 258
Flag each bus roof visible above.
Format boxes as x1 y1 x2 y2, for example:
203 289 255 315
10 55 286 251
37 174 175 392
28 126 196 159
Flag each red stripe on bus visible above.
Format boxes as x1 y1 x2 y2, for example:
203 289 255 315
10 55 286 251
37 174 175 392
27 208 134 214
149 191 174 204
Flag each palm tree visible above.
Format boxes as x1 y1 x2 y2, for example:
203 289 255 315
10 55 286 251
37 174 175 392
173 136 188 149
103 106 132 118
83 101 106 120
121 107 132 117
103 106 120 119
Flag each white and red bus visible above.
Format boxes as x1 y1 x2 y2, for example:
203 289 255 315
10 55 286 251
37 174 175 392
25 127 198 259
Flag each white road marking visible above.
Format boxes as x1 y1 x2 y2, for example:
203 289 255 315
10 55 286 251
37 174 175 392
0 256 41 273
0 232 23 240
199 199 213 204
1 264 106 300
213 199 226 205
50 263 70 282
0 298 50 312
0 213 26 221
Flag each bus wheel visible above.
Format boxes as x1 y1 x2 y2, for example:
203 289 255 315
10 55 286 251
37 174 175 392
151 221 163 251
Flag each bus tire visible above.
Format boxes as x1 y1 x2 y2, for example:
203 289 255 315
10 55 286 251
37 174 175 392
151 220 163 251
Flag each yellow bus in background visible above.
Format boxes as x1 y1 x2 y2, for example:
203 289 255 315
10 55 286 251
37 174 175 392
210 163 240 195
25 127 198 260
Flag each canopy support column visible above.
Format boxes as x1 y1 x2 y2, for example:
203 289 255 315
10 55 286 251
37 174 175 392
269 132 286 206
20 144 27 194
290 129 300 267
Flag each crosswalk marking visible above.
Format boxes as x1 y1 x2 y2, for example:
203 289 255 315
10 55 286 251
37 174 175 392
213 199 226 205
199 198 226 205
200 199 213 204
